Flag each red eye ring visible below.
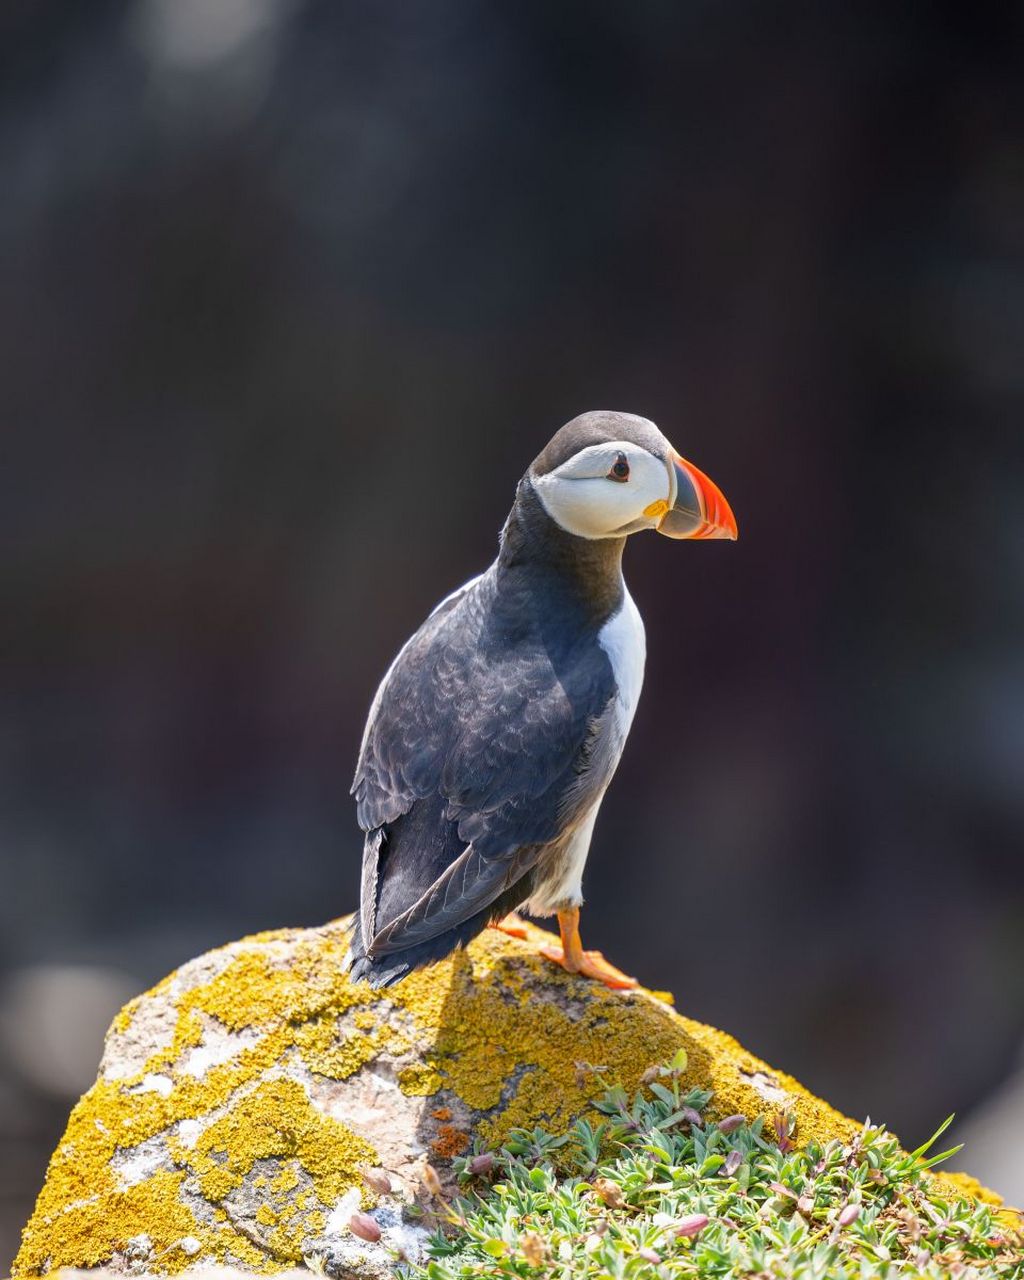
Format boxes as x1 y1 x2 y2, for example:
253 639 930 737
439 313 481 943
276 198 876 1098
608 453 630 482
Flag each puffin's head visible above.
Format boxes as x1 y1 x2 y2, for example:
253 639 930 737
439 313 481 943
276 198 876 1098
529 410 738 542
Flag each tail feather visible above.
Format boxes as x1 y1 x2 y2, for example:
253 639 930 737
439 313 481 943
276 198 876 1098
346 878 534 988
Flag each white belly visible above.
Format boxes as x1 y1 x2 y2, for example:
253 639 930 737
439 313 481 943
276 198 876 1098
527 801 602 915
526 585 646 914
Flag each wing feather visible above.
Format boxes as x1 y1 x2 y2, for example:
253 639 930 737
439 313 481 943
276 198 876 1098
368 841 537 955
352 567 620 957
359 827 384 944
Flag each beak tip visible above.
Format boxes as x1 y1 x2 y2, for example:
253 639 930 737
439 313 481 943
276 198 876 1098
668 451 738 542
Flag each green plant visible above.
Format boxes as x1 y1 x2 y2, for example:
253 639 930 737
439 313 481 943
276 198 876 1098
411 1061 1022 1278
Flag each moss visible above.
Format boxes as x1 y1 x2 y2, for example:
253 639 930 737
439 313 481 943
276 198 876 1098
13 915 1004 1277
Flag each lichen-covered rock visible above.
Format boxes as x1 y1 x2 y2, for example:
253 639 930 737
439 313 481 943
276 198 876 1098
12 916 997 1277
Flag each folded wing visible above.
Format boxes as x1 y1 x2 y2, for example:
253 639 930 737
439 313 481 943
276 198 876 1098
351 571 618 966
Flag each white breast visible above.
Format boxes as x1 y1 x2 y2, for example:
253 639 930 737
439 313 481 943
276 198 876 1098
526 586 647 916
598 584 646 741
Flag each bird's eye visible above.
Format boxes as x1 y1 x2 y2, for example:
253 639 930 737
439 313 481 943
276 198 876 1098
608 453 630 482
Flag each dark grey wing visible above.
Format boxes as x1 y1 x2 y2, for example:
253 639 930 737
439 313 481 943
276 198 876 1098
365 838 540 956
352 569 618 955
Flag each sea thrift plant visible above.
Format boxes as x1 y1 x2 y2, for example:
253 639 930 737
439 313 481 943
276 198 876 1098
412 1064 1023 1279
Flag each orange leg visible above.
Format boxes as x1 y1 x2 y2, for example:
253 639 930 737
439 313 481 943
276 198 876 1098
538 907 637 990
490 912 529 940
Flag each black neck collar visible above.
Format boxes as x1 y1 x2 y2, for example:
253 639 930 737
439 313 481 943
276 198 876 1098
495 477 626 628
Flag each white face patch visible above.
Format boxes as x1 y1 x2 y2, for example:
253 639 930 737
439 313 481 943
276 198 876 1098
532 440 673 539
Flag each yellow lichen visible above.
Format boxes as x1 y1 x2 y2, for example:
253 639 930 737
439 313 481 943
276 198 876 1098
13 914 1001 1278
385 923 858 1150
270 1164 301 1196
397 1061 447 1097
18 1161 267 1272
13 926 379 1277
266 1207 326 1263
189 1077 375 1208
293 1014 384 1080
940 1169 1007 1209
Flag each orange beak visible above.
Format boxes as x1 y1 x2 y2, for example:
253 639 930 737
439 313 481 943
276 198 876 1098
657 451 739 541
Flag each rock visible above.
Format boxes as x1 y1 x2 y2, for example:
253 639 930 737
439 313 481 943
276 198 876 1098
12 916 999 1277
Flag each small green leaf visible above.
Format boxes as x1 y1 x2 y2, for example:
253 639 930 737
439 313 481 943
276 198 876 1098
909 1114 956 1161
413 1061 1002 1280
917 1143 964 1171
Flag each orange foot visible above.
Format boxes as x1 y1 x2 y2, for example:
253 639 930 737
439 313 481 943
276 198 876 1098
490 912 530 940
538 907 637 990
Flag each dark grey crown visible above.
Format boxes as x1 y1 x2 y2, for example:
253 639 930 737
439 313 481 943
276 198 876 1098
530 411 670 477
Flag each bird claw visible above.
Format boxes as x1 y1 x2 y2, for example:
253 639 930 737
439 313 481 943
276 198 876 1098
491 913 530 940
538 943 638 990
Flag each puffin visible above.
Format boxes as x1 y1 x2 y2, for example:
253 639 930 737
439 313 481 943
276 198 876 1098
347 411 737 989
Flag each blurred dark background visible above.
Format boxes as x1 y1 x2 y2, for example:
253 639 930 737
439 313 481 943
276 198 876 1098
2 0 1023 1260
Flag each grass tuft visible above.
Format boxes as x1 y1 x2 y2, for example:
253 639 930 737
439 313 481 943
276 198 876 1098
409 1062 1023 1278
